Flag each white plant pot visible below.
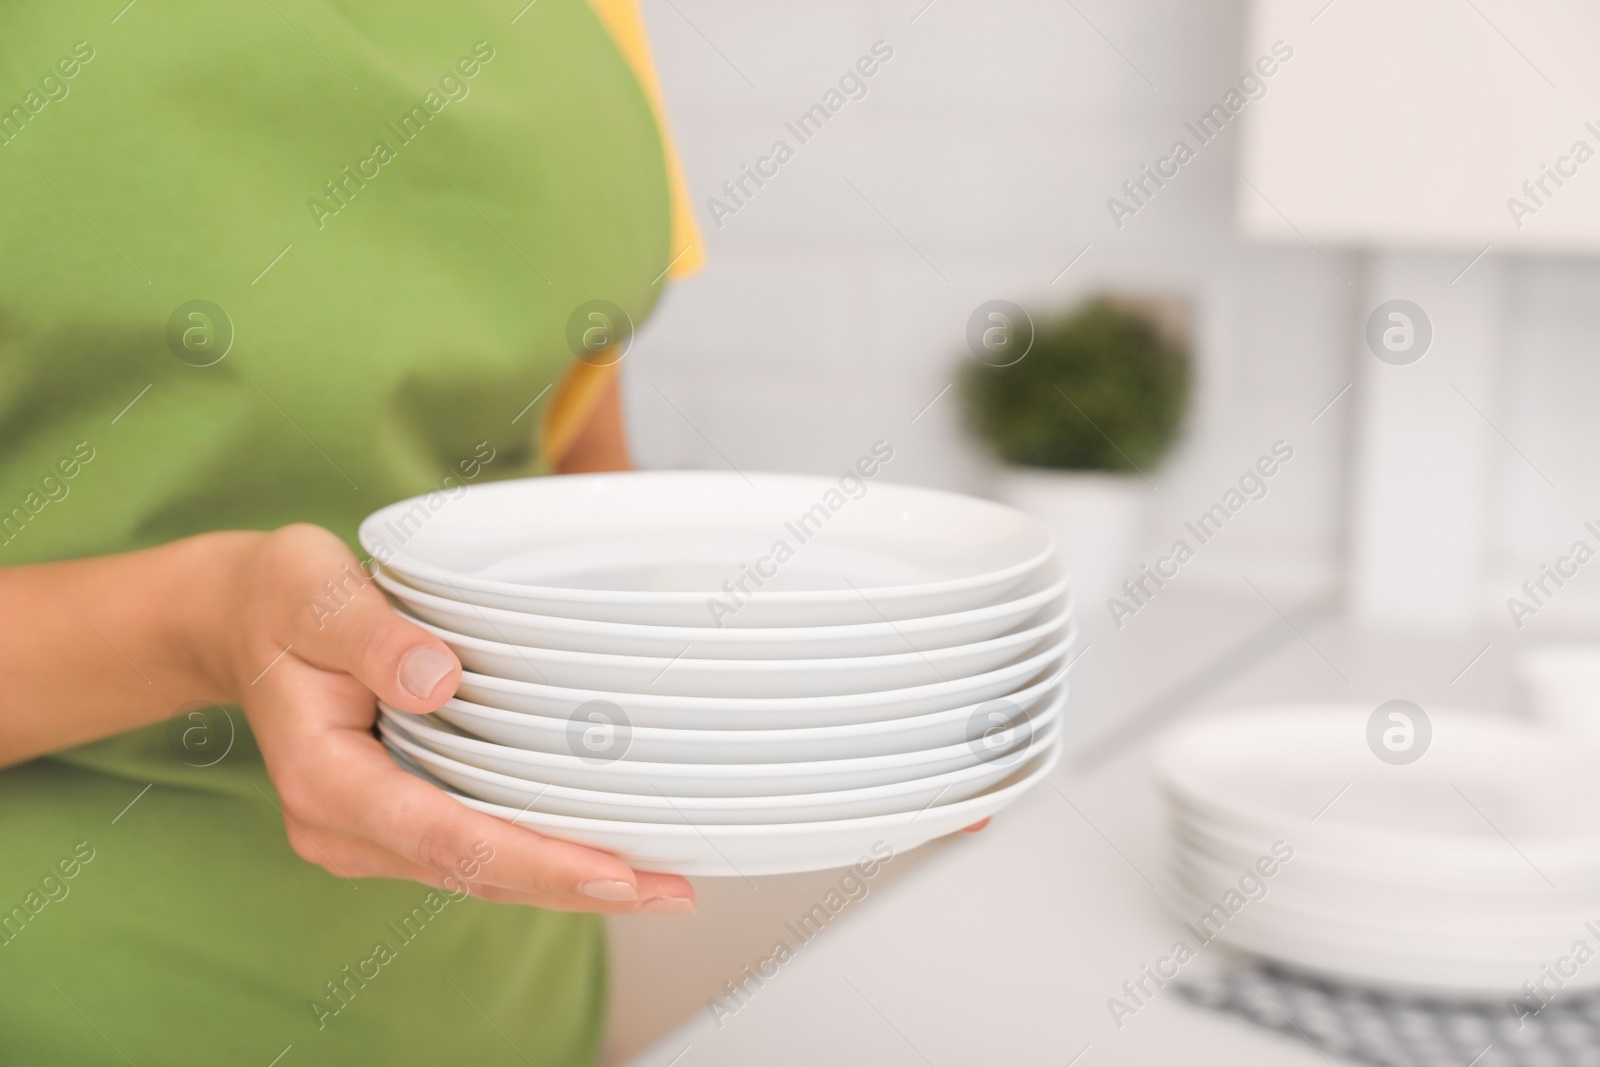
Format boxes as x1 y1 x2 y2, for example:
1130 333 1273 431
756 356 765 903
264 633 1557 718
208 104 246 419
994 468 1149 614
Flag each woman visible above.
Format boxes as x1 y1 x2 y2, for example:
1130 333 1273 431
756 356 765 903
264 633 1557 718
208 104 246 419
0 1 704 1062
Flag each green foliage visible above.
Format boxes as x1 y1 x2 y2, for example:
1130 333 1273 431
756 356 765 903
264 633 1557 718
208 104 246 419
961 298 1190 472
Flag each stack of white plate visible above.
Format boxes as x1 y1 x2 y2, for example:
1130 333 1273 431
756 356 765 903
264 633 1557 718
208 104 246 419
360 471 1072 876
1156 705 1600 996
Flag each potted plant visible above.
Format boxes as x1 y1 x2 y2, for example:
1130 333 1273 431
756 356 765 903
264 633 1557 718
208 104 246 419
960 296 1190 611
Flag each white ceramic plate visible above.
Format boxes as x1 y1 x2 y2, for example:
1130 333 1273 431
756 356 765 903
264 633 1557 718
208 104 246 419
454 634 1074 730
412 605 1069 698
380 702 1051 798
390 734 1063 876
1157 705 1600 869
1167 786 1600 894
1168 829 1590 944
381 715 1061 824
1168 802 1599 901
435 669 1067 763
376 566 1068 659
1156 705 1600 995
359 471 1056 626
1161 874 1583 997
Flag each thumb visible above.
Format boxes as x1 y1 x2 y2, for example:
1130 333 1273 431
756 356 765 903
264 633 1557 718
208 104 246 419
301 583 462 713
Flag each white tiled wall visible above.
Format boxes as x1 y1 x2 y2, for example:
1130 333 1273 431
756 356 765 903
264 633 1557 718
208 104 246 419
1494 259 1600 613
623 0 1357 605
624 0 1600 618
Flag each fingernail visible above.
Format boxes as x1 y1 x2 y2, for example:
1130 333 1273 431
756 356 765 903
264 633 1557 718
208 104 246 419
640 896 696 915
399 647 455 699
579 879 637 902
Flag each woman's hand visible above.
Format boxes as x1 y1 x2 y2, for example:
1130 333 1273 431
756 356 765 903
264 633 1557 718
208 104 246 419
214 524 696 914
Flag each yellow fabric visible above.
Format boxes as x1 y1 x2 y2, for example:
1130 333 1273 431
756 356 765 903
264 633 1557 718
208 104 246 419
587 0 706 281
543 0 704 468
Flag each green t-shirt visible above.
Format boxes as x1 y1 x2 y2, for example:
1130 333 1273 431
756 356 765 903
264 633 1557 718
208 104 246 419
0 2 671 1062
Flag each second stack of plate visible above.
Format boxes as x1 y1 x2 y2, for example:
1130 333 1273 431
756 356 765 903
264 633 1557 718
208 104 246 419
361 470 1072 876
1156 705 1600 996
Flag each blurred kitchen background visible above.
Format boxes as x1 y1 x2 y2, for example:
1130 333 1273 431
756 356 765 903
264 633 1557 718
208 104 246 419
605 0 1600 1063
